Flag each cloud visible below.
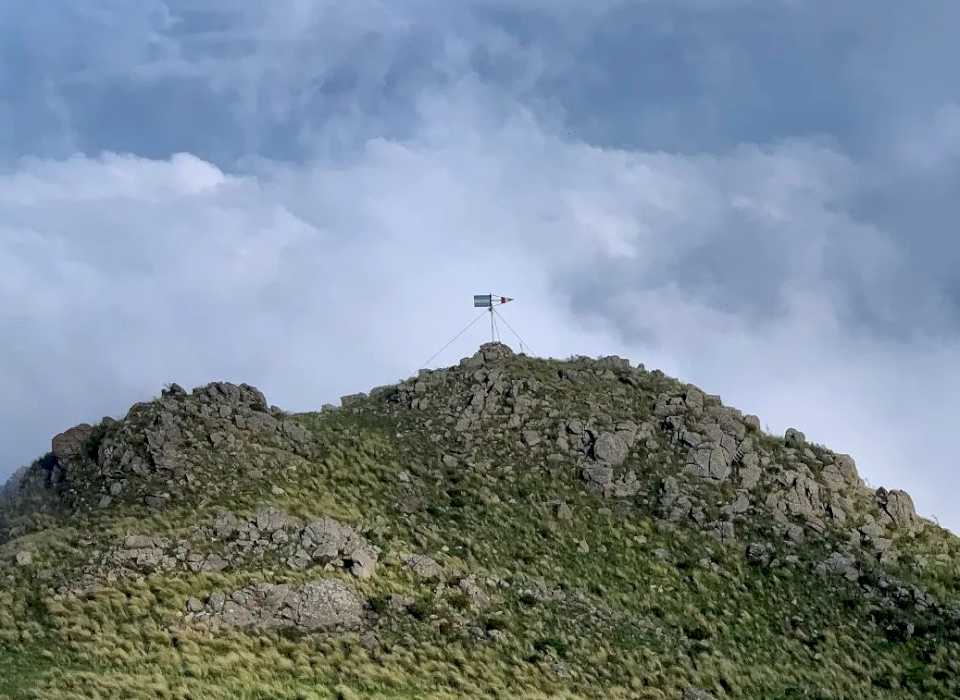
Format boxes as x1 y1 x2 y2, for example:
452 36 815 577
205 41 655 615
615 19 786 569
1 1 959 533
3 96 960 530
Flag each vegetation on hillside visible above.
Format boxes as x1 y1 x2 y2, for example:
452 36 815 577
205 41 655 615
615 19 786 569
1 345 958 698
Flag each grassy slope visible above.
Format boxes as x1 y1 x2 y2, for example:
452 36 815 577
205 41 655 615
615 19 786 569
1 354 959 698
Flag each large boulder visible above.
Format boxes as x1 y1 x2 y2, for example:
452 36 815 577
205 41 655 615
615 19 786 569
784 428 806 448
877 488 917 529
593 432 629 466
52 424 94 464
686 445 732 481
404 554 444 579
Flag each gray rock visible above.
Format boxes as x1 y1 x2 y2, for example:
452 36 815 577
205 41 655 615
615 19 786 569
123 534 164 549
300 517 379 578
212 511 242 539
684 387 705 411
340 393 367 407
835 454 860 484
739 458 762 490
877 488 917 529
344 541 379 579
582 465 614 492
52 424 94 463
784 428 806 448
15 550 33 566
296 580 365 630
522 431 542 448
611 471 642 497
820 463 848 491
725 493 750 515
594 432 629 466
457 575 491 609
480 342 514 362
818 552 859 581
404 554 444 579
200 554 229 572
687 445 731 481
199 580 363 632
256 507 301 533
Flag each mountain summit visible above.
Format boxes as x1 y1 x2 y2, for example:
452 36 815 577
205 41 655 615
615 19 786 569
1 344 958 698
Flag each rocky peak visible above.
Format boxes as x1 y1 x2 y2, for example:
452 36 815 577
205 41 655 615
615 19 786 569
348 343 927 571
2 381 312 526
1 343 957 698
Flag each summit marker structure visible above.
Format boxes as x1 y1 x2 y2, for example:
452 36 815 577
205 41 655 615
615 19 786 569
473 293 514 343
421 293 527 368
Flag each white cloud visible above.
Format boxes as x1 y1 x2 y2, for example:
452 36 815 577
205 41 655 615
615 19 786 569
2 96 958 534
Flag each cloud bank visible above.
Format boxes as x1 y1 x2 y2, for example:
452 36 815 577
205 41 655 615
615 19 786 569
1 1 959 530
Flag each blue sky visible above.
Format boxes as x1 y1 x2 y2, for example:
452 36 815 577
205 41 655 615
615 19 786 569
2 1 959 530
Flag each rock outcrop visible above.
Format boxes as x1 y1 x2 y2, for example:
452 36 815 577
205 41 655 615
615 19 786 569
190 579 365 632
72 509 379 590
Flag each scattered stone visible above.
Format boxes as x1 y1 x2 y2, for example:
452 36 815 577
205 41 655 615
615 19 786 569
522 431 543 448
404 554 444 579
818 552 859 582
15 551 33 566
582 465 613 493
457 575 491 609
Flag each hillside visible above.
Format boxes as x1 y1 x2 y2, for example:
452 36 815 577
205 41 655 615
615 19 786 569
1 343 959 699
